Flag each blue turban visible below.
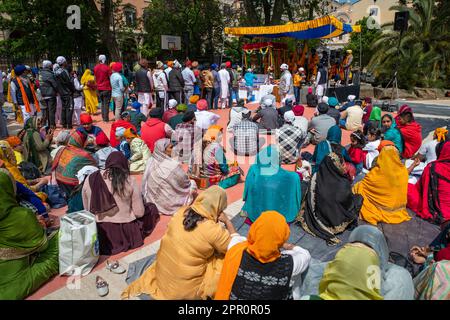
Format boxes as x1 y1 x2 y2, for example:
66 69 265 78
14 65 26 76
131 101 142 110
211 64 218 70
328 97 339 107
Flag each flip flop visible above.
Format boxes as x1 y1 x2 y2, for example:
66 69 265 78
96 276 109 297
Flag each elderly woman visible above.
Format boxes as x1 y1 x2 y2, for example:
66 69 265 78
190 125 241 190
122 186 239 300
22 116 53 174
50 130 71 160
52 131 97 197
82 152 153 255
142 138 196 215
353 141 411 225
216 211 311 300
300 225 414 300
0 169 59 300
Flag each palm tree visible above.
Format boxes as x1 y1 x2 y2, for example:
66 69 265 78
368 0 450 89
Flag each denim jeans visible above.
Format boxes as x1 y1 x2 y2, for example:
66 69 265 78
99 90 111 122
184 86 194 105
246 86 253 100
294 86 301 104
213 87 220 109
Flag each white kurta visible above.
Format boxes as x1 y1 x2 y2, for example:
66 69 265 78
218 69 230 99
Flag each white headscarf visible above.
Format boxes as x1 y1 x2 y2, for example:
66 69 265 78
173 60 182 69
348 95 356 101
56 56 66 65
76 166 99 184
280 63 289 70
284 110 296 124
262 98 274 109
322 96 329 104
168 99 178 109
99 55 107 64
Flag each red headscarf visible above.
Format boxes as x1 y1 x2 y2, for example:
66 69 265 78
80 113 93 125
225 61 232 68
292 105 305 116
196 99 208 111
112 62 123 73
96 132 110 147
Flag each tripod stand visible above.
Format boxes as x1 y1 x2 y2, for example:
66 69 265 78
384 69 400 103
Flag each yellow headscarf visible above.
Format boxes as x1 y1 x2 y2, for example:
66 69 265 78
81 69 94 85
215 211 290 300
435 127 448 142
203 125 223 143
0 140 27 186
353 145 411 225
123 127 139 140
190 185 227 221
319 243 384 300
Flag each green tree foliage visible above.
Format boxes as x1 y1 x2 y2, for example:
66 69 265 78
0 0 100 64
142 0 224 62
368 0 450 89
345 17 381 69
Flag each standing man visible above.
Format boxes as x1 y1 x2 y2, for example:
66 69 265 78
226 61 234 107
211 64 220 110
218 63 230 109
279 63 293 100
201 66 214 109
231 65 241 104
315 63 328 103
110 62 125 121
39 60 59 129
168 60 185 104
94 54 112 122
182 60 196 105
135 59 154 116
54 56 75 129
10 65 41 124
343 50 353 85
153 61 168 110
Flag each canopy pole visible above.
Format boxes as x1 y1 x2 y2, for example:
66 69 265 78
359 31 362 70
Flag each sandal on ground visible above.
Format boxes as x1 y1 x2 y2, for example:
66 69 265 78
106 260 126 274
96 276 109 297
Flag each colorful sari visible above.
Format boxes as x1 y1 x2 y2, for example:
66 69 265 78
414 261 450 300
242 145 302 223
408 141 450 224
52 131 97 187
0 169 58 300
353 145 411 225
300 152 361 245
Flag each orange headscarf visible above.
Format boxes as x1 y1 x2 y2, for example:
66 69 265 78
123 127 139 140
203 125 223 142
215 211 290 300
4 136 22 148
377 140 395 152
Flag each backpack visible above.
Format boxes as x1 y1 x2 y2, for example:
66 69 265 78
18 161 42 180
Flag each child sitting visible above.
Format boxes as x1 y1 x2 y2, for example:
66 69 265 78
115 127 131 160
363 127 381 172
348 130 366 175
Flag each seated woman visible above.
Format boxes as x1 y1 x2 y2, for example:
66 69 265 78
396 105 422 159
22 116 53 174
142 138 197 216
52 131 97 197
67 165 99 213
50 130 70 160
301 225 414 300
363 106 381 136
216 211 311 300
124 128 151 174
82 152 153 256
242 145 301 224
189 125 241 190
353 141 411 225
122 186 238 300
381 114 404 155
311 125 352 174
408 141 450 224
4 136 24 164
299 152 362 245
410 222 450 267
0 169 59 300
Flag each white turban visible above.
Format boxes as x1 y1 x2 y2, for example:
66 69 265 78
284 110 296 124
99 55 106 63
168 99 178 109
280 63 289 70
299 67 305 72
348 95 356 101
42 60 52 69
173 60 182 69
116 127 126 138
76 166 99 184
56 56 66 65
322 96 329 104
262 98 273 108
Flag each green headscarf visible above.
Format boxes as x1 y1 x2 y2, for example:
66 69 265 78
23 116 42 168
319 243 384 300
369 106 381 121
0 169 48 261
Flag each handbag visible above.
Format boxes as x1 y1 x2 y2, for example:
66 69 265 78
43 173 67 209
59 210 99 276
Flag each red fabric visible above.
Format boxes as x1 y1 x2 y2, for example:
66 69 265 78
344 162 356 181
93 63 112 91
435 246 450 262
293 105 305 116
96 131 110 146
110 120 136 148
162 109 178 123
407 142 450 222
362 104 372 123
112 62 123 73
141 118 167 152
80 113 93 125
396 121 422 159
242 42 288 50
197 99 208 111
348 146 365 165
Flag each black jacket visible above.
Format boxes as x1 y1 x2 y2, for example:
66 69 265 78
54 66 75 97
168 68 185 91
39 68 59 98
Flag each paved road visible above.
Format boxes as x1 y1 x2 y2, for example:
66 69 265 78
395 100 450 117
